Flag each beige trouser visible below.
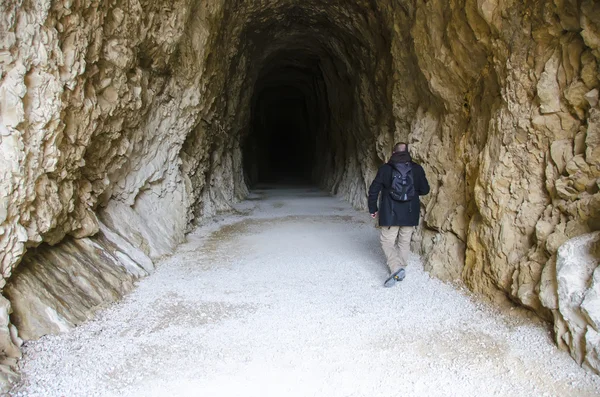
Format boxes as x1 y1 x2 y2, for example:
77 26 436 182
380 226 414 274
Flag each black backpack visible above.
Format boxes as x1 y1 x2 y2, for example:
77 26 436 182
389 162 415 202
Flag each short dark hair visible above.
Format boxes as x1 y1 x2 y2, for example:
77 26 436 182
393 142 408 153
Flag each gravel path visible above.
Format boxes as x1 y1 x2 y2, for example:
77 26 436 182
10 187 600 396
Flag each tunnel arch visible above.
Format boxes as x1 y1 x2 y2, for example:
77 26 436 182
182 0 397 216
2 1 599 387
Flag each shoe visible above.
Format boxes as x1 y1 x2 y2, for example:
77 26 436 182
384 268 406 288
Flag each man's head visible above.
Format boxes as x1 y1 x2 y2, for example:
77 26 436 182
392 142 408 154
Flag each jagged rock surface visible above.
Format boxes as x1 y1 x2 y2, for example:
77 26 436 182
0 0 599 391
539 231 600 374
4 229 151 340
401 1 600 374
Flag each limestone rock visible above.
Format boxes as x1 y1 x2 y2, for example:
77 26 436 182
547 232 600 373
538 52 562 114
420 231 465 282
585 89 599 107
5 232 147 340
550 139 574 174
0 0 600 389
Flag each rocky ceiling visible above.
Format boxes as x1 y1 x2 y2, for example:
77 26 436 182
0 0 599 390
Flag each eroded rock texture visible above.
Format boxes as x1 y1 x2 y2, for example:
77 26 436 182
1 0 599 390
403 0 600 375
542 232 600 374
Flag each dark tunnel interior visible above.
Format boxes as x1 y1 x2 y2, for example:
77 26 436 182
253 86 313 182
244 52 329 186
236 4 395 192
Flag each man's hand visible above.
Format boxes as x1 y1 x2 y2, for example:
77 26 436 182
371 212 378 219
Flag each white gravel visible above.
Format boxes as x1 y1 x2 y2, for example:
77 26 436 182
10 187 600 396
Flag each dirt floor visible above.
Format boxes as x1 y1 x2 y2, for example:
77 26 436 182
10 187 600 396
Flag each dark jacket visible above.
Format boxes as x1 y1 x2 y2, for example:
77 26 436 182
368 160 430 226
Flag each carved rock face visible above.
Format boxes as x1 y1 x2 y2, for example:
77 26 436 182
0 0 599 389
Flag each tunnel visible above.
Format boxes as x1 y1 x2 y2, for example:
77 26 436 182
233 4 395 192
244 52 324 185
1 0 600 390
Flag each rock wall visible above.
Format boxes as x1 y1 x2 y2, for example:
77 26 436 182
394 0 600 374
5 223 153 341
0 0 235 388
0 0 599 390
546 231 600 374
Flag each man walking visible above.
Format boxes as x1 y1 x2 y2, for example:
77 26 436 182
368 142 430 287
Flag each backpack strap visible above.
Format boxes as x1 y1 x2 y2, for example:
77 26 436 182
389 161 412 174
